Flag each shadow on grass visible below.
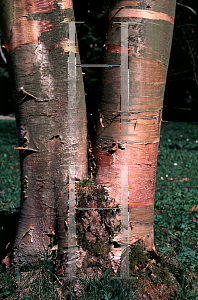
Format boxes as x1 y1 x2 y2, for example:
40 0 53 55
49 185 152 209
0 211 20 262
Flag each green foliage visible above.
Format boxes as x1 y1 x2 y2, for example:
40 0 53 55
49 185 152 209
1 120 198 298
0 250 61 299
77 268 135 300
154 122 198 298
155 122 198 273
0 263 135 300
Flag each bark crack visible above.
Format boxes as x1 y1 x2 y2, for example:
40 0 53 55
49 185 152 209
103 142 125 156
102 113 120 129
41 201 54 209
20 225 33 243
49 135 61 140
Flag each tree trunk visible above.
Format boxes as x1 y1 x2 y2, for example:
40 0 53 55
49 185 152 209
0 0 87 267
94 0 176 251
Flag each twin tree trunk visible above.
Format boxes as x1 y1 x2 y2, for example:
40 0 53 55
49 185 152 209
0 0 176 267
94 0 176 250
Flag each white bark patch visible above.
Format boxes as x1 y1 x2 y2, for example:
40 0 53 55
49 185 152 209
34 42 55 100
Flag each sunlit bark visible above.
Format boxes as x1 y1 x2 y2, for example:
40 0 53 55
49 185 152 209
0 0 87 266
94 0 176 251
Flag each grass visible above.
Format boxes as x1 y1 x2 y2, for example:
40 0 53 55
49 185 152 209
0 119 198 299
0 120 20 264
0 120 20 213
155 122 198 273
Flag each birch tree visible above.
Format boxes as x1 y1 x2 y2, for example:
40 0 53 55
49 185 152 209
94 0 176 251
0 0 177 274
0 0 87 267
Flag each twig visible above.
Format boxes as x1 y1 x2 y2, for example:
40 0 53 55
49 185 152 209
0 38 7 64
181 26 198 85
177 2 197 15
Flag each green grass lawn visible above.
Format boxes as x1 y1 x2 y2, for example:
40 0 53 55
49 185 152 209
155 122 198 273
0 119 198 299
0 120 20 265
0 120 20 212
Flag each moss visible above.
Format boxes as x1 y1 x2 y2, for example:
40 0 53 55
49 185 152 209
74 177 120 276
129 244 149 269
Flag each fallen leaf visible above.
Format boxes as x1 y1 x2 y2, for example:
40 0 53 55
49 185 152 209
2 256 10 269
189 206 198 213
179 178 189 182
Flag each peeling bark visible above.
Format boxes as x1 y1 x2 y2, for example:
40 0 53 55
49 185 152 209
0 0 87 267
94 0 176 250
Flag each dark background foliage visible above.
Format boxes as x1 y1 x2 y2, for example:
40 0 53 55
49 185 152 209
163 0 198 121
